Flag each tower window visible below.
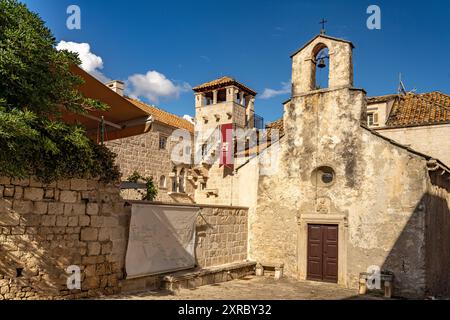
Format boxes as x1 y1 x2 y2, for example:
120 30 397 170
201 144 208 157
313 44 329 90
159 175 166 189
178 169 186 193
367 112 379 126
159 136 167 150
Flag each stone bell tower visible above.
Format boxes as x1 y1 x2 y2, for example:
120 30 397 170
191 76 260 204
291 34 354 95
284 33 366 189
193 76 258 139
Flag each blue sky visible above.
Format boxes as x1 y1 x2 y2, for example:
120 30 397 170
22 0 450 122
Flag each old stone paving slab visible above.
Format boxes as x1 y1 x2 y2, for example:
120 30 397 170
104 276 387 300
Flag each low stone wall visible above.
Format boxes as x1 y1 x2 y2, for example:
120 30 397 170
121 202 248 269
118 202 249 293
194 205 248 267
0 177 125 300
0 180 249 299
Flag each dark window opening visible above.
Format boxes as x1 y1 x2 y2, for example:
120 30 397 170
159 136 167 150
314 47 329 90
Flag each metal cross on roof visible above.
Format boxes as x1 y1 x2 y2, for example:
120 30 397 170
319 18 327 34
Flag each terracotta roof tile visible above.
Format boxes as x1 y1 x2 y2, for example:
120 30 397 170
367 94 398 104
193 76 257 95
126 98 194 133
386 92 450 127
265 118 284 137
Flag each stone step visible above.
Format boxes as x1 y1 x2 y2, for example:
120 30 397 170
161 261 256 293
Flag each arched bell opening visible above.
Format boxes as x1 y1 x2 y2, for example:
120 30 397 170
312 43 330 90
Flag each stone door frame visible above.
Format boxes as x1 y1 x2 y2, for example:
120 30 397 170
297 214 348 286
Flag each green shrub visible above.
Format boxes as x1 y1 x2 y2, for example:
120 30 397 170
0 0 120 183
127 171 158 202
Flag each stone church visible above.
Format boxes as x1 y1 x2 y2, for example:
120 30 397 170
188 34 450 298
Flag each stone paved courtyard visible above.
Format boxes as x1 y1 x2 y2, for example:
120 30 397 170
105 276 389 300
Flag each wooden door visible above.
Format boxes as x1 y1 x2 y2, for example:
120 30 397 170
307 224 338 283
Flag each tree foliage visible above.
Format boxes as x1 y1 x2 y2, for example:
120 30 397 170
127 171 158 202
0 0 120 183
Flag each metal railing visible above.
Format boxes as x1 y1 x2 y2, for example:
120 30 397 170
247 112 264 130
253 113 264 130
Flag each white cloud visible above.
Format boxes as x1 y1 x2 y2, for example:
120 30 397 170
126 71 191 103
56 41 110 83
56 41 191 103
183 115 195 124
260 81 291 99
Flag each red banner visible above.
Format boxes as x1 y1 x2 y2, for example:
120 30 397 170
220 123 234 170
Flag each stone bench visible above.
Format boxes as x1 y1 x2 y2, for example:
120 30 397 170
161 261 256 294
255 263 284 280
359 272 394 298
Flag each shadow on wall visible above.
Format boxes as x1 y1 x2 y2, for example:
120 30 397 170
380 190 450 298
0 201 82 298
0 178 125 300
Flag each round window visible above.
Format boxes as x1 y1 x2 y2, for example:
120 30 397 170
311 166 335 187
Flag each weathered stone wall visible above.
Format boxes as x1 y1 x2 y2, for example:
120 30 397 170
246 86 446 298
117 202 249 293
0 177 125 300
105 123 194 203
0 176 249 299
194 164 235 206
194 205 248 267
424 171 450 296
376 124 450 167
120 202 248 269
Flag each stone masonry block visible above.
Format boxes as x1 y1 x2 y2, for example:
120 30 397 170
12 200 32 214
81 228 98 241
14 187 23 199
87 242 101 256
90 216 103 227
70 179 88 191
101 242 112 255
79 216 90 227
56 216 68 227
57 180 71 190
86 203 99 216
11 178 29 186
67 216 78 227
0 177 11 185
24 188 44 201
59 191 78 203
32 202 48 215
44 189 55 199
29 178 43 188
48 203 64 215
64 204 86 216
3 187 14 198
0 211 20 226
0 199 12 213
41 215 56 227
20 214 41 227
98 228 110 241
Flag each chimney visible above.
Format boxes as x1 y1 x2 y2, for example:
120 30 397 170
106 80 125 96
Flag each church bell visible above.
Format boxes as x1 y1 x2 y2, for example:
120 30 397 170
317 58 326 69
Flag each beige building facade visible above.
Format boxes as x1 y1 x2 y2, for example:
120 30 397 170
366 92 450 166
102 91 196 204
